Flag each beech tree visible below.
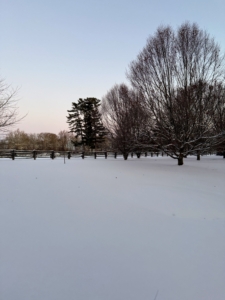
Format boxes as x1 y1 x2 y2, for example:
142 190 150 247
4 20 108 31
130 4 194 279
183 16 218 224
128 22 225 165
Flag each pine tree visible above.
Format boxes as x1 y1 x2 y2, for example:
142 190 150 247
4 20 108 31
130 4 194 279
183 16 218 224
67 99 85 147
67 98 107 150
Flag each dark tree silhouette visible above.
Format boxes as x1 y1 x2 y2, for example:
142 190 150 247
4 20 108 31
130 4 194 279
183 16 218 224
102 84 151 159
0 79 25 132
67 98 106 150
128 22 225 165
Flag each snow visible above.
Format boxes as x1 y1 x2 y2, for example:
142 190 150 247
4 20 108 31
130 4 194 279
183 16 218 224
0 155 225 300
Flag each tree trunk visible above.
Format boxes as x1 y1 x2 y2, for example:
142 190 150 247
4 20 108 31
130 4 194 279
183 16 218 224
136 152 141 158
123 153 128 160
178 154 183 165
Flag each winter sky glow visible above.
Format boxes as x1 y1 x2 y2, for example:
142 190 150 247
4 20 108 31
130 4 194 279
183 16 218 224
1 0 225 134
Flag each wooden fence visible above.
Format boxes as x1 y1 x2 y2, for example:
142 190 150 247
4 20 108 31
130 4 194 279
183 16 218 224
0 149 164 160
1 149 221 160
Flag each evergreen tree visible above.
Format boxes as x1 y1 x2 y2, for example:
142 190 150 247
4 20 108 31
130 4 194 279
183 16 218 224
67 99 85 147
67 98 107 149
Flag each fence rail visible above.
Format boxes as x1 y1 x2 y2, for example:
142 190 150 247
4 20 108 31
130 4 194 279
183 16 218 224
0 149 221 160
0 149 165 160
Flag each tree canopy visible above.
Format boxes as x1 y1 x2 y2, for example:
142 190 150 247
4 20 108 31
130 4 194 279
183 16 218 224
0 78 24 133
127 22 225 164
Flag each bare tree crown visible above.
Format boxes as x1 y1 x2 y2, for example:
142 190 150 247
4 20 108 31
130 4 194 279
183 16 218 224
0 79 25 133
126 22 225 164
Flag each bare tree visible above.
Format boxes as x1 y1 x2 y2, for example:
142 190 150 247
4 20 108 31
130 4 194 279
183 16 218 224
128 22 225 165
58 130 74 151
5 129 30 149
4 130 75 151
28 133 39 150
37 132 58 150
210 83 225 157
102 84 151 159
0 79 24 132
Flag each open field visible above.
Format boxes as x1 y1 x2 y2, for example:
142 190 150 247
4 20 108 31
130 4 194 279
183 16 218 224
1 156 225 300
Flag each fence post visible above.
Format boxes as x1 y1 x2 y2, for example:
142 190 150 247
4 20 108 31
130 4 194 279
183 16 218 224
67 151 71 159
114 152 117 159
33 150 37 160
145 152 147 157
11 150 15 160
105 151 107 159
50 150 55 159
131 152 133 158
82 152 84 159
151 152 153 157
94 152 97 159
156 152 159 157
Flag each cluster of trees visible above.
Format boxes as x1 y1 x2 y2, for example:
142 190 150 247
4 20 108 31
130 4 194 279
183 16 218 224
1 22 225 165
0 129 74 151
101 23 225 164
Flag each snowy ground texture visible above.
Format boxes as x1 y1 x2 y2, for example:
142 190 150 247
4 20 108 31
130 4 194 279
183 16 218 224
1 155 225 300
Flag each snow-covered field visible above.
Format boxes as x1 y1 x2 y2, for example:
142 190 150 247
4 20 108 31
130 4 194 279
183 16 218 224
1 155 225 300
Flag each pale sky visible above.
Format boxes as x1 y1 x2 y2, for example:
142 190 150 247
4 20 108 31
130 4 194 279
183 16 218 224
1 0 225 134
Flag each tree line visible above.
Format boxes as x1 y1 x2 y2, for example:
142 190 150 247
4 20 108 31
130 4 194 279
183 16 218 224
1 22 225 165
101 22 225 165
67 23 225 164
0 130 74 151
